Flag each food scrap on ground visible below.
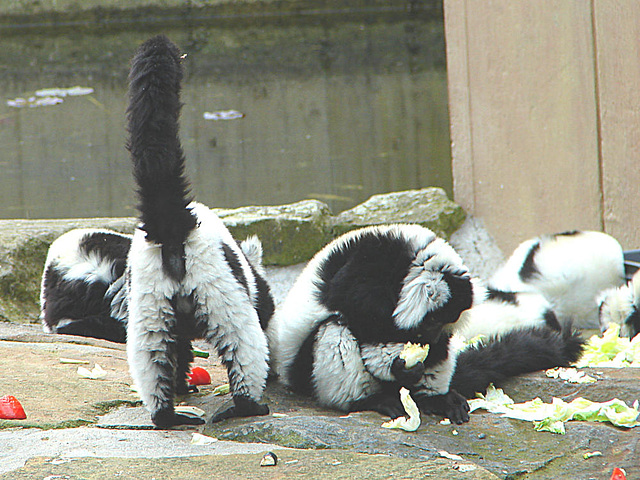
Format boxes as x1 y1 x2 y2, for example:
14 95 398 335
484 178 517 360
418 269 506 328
187 366 211 386
576 325 640 368
0 395 27 420
381 387 421 432
191 432 218 445
610 467 627 480
77 364 107 380
212 383 230 396
175 405 205 418
545 367 596 384
469 385 640 434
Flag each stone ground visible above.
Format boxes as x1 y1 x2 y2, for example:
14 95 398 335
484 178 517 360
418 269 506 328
1 318 639 479
0 220 638 479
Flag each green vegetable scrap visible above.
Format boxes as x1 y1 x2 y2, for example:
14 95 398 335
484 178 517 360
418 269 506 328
212 383 230 396
469 385 640 434
576 324 640 368
191 348 210 359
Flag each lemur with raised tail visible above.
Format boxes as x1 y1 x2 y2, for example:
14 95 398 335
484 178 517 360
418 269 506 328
125 35 273 428
267 224 584 423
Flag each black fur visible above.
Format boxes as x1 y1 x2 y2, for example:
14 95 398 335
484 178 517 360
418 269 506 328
126 34 197 281
314 230 472 345
43 266 127 343
450 326 585 398
486 288 518 305
519 242 540 281
315 230 413 343
222 243 250 295
626 307 640 339
80 232 131 276
250 264 275 330
555 230 580 237
543 309 562 331
289 318 325 396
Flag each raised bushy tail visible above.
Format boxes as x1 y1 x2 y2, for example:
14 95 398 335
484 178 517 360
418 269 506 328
126 34 196 280
450 326 585 398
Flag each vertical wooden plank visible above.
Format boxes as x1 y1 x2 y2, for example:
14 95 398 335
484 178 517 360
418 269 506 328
594 0 640 249
444 0 475 213
445 0 602 253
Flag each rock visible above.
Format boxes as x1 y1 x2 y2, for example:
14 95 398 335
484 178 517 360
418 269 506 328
332 187 466 239
215 200 333 266
0 189 466 324
449 216 505 280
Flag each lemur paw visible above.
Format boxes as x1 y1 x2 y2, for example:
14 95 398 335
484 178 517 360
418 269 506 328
391 357 425 386
152 407 206 429
414 389 470 424
210 395 269 423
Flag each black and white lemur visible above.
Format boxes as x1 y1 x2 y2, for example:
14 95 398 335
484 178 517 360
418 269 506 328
40 228 131 343
120 34 275 428
267 224 585 424
489 230 625 329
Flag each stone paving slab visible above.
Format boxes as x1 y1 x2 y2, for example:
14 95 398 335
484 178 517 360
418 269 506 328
1 449 498 480
1 323 639 479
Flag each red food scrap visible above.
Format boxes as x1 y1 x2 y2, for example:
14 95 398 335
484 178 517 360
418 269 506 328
188 366 211 386
0 395 26 420
610 468 627 480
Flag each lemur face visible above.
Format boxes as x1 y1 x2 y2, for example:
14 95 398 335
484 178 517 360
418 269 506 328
406 318 441 345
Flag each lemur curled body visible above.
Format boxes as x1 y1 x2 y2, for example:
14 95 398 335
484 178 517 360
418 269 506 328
125 35 273 428
267 224 584 423
40 228 131 343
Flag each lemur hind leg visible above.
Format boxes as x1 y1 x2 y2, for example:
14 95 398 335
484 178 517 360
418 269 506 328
127 292 204 428
194 288 270 423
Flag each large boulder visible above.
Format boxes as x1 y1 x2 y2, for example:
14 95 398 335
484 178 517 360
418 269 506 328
216 200 332 266
0 189 466 324
332 187 465 239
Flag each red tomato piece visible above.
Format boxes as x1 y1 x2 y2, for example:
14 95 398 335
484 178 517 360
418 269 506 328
188 367 211 386
0 395 27 420
610 468 627 480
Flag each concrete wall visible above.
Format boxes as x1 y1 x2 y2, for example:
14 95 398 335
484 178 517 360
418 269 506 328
445 0 640 253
